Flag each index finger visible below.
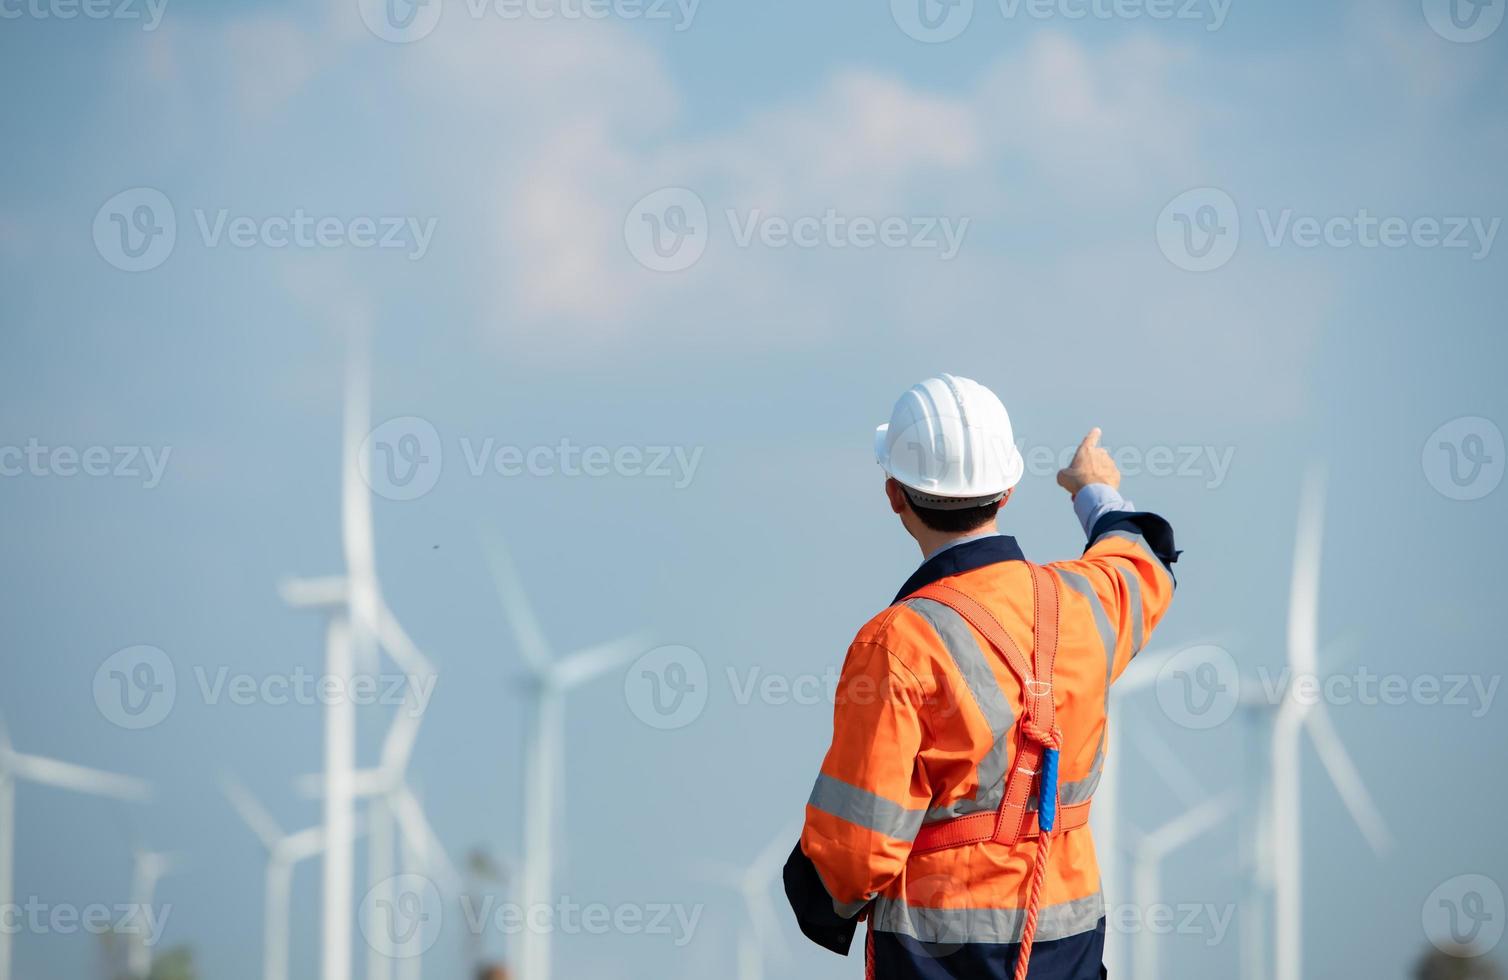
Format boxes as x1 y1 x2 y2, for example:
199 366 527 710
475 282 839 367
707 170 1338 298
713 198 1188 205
1077 427 1103 454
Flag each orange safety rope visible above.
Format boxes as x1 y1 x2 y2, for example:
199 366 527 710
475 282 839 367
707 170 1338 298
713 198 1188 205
1012 719 1062 980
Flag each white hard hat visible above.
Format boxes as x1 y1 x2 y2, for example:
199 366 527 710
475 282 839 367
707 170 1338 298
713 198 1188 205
874 374 1025 508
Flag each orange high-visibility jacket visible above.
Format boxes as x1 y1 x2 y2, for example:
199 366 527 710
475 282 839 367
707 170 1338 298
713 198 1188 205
785 510 1179 970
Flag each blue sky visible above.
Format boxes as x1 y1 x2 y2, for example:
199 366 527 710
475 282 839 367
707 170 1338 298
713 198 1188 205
2 0 1506 977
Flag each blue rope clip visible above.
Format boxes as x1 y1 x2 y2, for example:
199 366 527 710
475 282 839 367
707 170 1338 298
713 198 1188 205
1039 748 1059 834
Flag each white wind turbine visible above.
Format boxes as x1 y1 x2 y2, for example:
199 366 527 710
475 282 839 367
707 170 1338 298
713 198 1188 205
127 848 180 979
294 615 459 980
0 716 151 980
1092 645 1188 980
485 537 647 980
695 825 798 980
1126 727 1234 980
280 329 393 980
1269 468 1391 980
221 773 342 980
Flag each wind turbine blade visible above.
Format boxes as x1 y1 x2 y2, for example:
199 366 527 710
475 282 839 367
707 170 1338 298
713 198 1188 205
278 826 328 863
1130 726 1206 809
377 704 423 776
1303 707 1392 854
1143 794 1235 859
747 891 788 965
219 772 284 849
375 599 436 677
278 575 348 609
389 785 461 893
342 326 375 585
750 822 801 883
481 530 552 673
553 635 648 690
6 752 150 801
293 768 388 798
1117 648 1177 693
1287 467 1325 677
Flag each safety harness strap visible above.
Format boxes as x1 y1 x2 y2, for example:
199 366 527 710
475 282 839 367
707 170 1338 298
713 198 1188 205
908 567 1067 853
899 564 1068 979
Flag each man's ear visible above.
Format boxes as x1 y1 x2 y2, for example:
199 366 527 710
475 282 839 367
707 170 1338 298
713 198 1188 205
885 477 909 515
999 487 1014 508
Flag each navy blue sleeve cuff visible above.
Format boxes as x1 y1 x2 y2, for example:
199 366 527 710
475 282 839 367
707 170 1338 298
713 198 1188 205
1086 510 1181 579
783 842 858 956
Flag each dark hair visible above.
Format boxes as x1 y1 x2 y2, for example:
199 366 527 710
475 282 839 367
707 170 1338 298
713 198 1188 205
907 495 1002 534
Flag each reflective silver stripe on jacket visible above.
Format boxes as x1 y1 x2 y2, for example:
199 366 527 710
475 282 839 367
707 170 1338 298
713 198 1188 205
905 597 1015 822
807 773 926 841
870 891 1105 945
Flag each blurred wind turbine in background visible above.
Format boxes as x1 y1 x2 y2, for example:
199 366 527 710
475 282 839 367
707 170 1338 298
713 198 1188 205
0 714 151 980
1092 646 1175 980
127 848 180 979
694 825 798 980
220 773 336 980
485 536 647 980
296 624 458 980
1269 468 1392 980
1126 726 1234 980
280 325 422 980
